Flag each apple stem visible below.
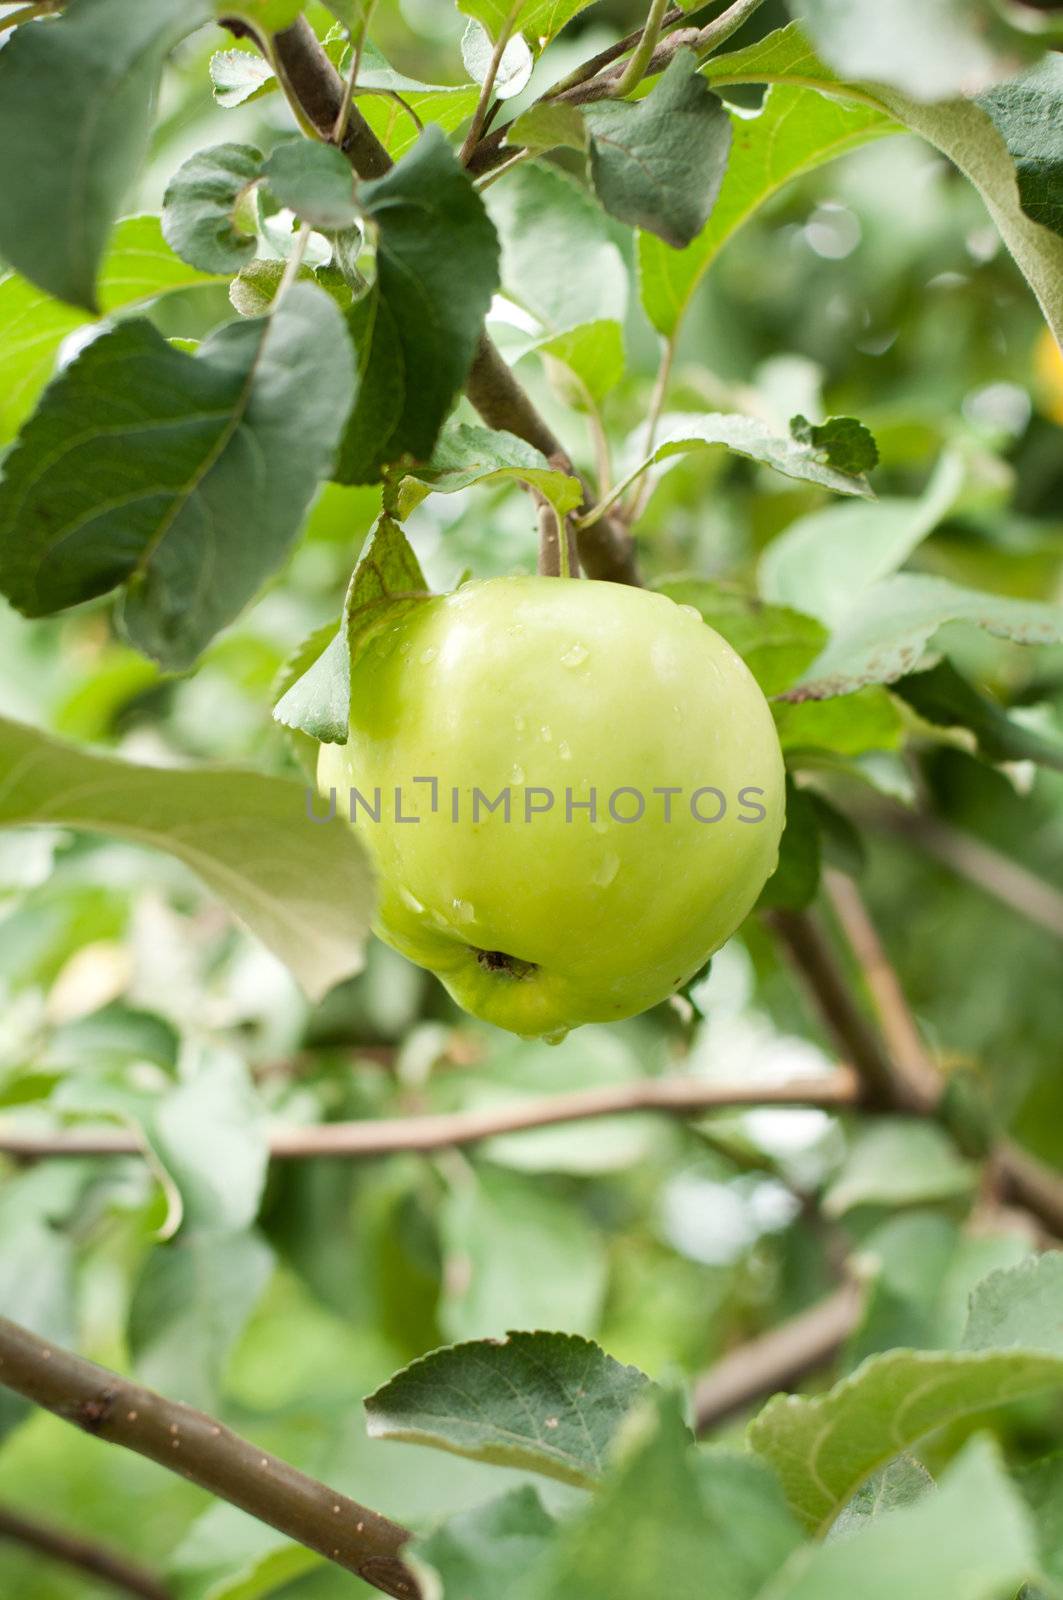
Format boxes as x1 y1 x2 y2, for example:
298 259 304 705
537 500 578 579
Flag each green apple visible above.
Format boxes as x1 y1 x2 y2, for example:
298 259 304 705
318 576 785 1039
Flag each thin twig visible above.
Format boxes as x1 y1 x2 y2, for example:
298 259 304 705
866 804 1063 941
544 4 686 98
460 1 521 165
0 1071 860 1161
696 0 766 57
0 1320 419 1599
613 0 673 97
0 1504 171 1600
693 1280 864 1434
273 220 312 308
625 335 676 522
330 0 376 146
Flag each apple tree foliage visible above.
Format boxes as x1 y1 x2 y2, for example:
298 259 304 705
0 0 1063 1595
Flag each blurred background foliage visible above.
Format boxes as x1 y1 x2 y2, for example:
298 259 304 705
1 0 1062 1595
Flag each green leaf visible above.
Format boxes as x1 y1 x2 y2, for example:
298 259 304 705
399 422 582 521
638 75 893 337
438 1166 607 1343
0 0 211 308
0 284 355 670
507 101 588 155
585 51 733 249
0 214 220 443
536 320 626 406
538 1397 802 1600
0 1165 81 1441
773 688 903 757
146 1050 269 1235
981 56 1063 239
262 140 359 232
760 451 966 624
786 574 1063 701
829 1456 936 1539
274 514 429 745
0 713 374 1001
162 143 263 276
485 161 627 335
793 0 1042 101
364 1330 655 1487
893 658 1063 773
462 18 534 100
334 129 499 483
749 1251 1063 1533
628 411 876 504
654 578 828 696
168 1504 322 1600
767 1435 1036 1600
129 1228 274 1409
209 46 276 108
1017 1454 1063 1594
412 1486 558 1600
457 0 595 47
789 414 879 477
686 23 1063 346
823 1119 975 1217
757 777 820 911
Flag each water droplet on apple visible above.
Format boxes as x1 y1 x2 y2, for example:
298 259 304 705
558 741 571 761
592 853 620 888
511 763 525 784
542 1027 569 1046
561 642 588 668
420 646 438 663
678 604 702 621
514 714 526 732
540 724 552 742
399 887 425 914
451 897 475 923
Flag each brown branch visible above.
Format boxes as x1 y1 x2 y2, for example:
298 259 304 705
0 1070 860 1161
0 1319 419 1600
266 17 639 585
867 804 1063 942
693 1281 863 1435
770 891 1063 1242
0 1504 171 1600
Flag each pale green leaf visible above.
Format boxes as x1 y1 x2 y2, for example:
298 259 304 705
654 578 828 695
759 451 965 624
628 411 876 503
209 47 276 108
0 214 220 443
787 574 1063 700
457 0 594 47
462 18 533 100
162 144 263 275
168 1503 322 1600
507 101 587 154
823 1119 975 1217
0 713 374 1000
262 140 359 231
763 1436 1036 1600
749 1252 1063 1532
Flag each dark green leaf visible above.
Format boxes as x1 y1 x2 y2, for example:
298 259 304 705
0 284 355 669
365 1330 655 1487
757 777 820 910
894 658 1063 773
507 101 587 154
274 515 430 745
790 414 879 477
162 143 263 275
0 0 211 308
334 128 499 483
263 140 359 232
585 51 732 249
412 1487 557 1600
654 578 827 695
982 57 1063 239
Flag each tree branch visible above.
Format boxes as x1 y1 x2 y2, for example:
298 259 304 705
0 1320 419 1600
769 895 1063 1241
266 17 640 585
0 1504 171 1600
0 1070 860 1161
693 1280 864 1434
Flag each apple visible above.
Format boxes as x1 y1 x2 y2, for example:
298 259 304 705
318 576 785 1039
